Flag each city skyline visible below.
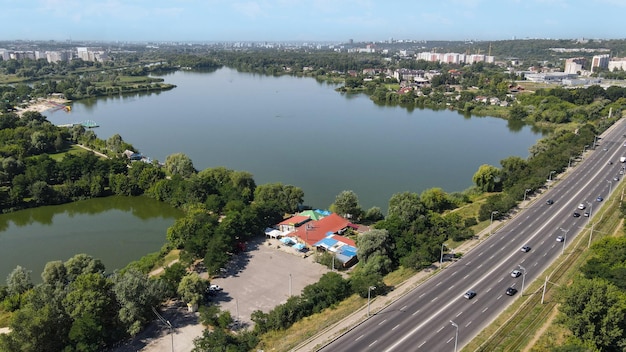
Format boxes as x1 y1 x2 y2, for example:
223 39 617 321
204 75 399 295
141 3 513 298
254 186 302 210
1 0 625 43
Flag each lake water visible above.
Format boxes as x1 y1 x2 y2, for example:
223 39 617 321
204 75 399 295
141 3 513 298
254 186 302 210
46 68 547 211
0 196 182 282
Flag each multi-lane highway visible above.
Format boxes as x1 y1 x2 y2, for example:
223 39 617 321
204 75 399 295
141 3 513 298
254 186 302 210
321 119 626 352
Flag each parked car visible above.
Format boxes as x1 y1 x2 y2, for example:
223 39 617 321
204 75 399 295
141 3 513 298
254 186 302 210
463 290 477 299
207 284 223 294
506 287 518 296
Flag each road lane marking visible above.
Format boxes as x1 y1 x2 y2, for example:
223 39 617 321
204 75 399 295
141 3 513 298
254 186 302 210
465 321 472 327
401 305 407 311
477 263 484 269
497 294 503 300
482 307 489 313
489 254 495 259
436 281 442 286
437 326 444 333
355 334 364 341
419 341 426 348
463 274 469 279
378 319 387 326
431 296 439 302
412 309 420 316
446 337 453 344
478 252 483 257
486 287 492 293
369 340 378 348
447 285 455 290
497 277 503 283
456 311 463 317
451 271 458 276
392 324 400 331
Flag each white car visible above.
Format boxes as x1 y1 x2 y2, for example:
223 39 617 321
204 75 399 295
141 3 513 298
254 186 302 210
511 269 522 278
208 284 223 292
556 236 565 242
577 203 586 210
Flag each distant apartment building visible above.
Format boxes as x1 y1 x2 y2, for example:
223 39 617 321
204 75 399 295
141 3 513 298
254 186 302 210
0 49 11 61
564 57 586 74
416 51 494 65
46 51 70 63
76 47 109 62
591 54 609 72
608 58 626 71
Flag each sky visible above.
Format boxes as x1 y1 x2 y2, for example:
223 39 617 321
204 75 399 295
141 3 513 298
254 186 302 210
1 0 625 43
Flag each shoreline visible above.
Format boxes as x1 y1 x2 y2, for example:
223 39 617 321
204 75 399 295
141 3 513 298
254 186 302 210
15 97 71 116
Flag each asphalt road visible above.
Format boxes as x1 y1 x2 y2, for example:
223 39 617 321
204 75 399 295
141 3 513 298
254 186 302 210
321 119 626 352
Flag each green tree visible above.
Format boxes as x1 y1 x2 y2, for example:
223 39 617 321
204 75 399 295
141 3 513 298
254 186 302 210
165 152 196 178
420 187 450 213
472 164 501 192
177 273 207 307
331 190 363 220
41 260 67 285
6 265 33 296
387 191 425 224
254 182 304 213
64 254 105 283
558 277 626 351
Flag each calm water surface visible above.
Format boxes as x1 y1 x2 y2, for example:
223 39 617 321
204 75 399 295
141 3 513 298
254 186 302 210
46 68 548 211
0 196 182 282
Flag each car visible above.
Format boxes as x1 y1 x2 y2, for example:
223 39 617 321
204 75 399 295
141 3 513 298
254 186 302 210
603 147 608 151
609 161 614 165
621 170 624 175
573 212 581 218
520 246 531 253
463 290 477 299
578 203 586 210
584 211 590 217
556 236 565 242
511 269 522 278
207 284 223 293
614 176 620 182
597 196 604 202
546 199 554 205
506 287 518 296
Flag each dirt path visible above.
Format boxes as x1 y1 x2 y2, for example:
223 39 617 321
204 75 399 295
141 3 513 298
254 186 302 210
521 305 559 352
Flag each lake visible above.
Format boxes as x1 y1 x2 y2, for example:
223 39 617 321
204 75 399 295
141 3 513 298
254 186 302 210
46 68 547 211
0 196 182 282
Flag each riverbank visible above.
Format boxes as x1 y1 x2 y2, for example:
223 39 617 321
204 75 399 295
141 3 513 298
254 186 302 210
15 96 71 116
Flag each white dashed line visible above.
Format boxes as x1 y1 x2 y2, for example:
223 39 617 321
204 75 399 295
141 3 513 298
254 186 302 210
369 340 378 348
465 321 472 328
419 341 426 348
412 309 420 316
392 324 400 331
378 319 387 326
456 311 463 317
482 307 489 313
497 294 503 300
356 334 364 341
401 305 407 311
436 326 444 333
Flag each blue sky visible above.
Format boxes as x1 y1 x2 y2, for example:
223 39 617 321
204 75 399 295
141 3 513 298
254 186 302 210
2 0 624 42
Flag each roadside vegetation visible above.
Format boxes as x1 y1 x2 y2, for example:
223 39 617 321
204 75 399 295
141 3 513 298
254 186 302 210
2 45 626 350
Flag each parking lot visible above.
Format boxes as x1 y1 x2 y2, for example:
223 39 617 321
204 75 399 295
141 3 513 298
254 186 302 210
207 236 330 328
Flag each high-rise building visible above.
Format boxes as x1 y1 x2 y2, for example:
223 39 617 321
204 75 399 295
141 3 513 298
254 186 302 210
591 54 610 72
564 57 586 74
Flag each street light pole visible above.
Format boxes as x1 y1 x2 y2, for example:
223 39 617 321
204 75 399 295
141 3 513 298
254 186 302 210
440 243 445 264
450 320 459 352
559 228 568 255
289 273 292 297
367 286 376 317
524 188 531 202
588 222 594 248
518 264 526 295
608 180 613 194
490 211 499 235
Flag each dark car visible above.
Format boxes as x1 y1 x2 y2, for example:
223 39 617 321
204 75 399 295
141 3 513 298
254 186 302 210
463 290 477 299
520 246 531 253
546 199 554 205
506 287 518 296
573 212 581 218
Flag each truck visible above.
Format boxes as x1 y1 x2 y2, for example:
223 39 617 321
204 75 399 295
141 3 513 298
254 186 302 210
620 156 626 163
